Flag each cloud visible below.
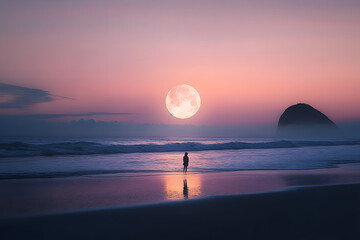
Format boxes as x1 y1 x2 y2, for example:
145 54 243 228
0 82 70 108
4 112 136 120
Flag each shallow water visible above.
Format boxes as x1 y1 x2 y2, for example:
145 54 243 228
0 137 360 179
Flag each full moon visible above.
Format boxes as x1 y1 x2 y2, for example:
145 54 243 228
166 85 201 119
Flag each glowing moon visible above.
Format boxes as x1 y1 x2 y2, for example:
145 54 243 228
166 85 201 119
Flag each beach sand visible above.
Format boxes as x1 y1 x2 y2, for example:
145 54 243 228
1 183 360 239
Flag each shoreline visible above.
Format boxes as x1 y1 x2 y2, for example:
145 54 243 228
1 183 360 239
3 181 359 220
1 163 360 219
1 162 359 180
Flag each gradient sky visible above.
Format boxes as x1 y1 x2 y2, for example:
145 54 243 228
1 0 360 126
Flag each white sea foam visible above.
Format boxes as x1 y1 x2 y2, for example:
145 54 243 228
0 139 359 157
1 137 360 179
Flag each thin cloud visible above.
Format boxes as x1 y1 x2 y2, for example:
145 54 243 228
27 112 137 119
0 112 137 120
0 82 72 108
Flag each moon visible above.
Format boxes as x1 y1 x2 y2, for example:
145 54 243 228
166 85 201 119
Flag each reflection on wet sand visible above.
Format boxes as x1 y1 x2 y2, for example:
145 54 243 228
183 179 188 199
164 174 201 200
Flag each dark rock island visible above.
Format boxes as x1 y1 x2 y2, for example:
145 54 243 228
278 103 336 127
277 103 337 137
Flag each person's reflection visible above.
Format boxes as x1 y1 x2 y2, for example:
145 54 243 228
183 177 188 199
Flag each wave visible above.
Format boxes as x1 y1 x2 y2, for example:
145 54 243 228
0 170 166 180
2 159 360 180
1 140 360 158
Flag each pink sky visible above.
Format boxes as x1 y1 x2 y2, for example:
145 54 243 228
0 0 359 125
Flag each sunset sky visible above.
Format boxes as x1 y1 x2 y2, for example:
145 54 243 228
1 0 360 127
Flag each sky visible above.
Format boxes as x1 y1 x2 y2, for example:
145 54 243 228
0 0 360 133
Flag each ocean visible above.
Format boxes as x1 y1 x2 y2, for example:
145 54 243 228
1 137 360 179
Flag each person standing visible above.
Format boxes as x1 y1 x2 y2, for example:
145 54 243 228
183 152 189 173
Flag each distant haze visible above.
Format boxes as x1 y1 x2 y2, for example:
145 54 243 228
0 116 359 138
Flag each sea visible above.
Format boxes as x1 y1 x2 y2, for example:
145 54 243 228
1 137 360 179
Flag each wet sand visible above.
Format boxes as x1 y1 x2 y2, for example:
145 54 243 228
1 163 360 219
1 183 360 240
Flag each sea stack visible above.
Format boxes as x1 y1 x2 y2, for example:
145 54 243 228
277 103 337 137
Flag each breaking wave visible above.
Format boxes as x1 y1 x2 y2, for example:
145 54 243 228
1 140 360 158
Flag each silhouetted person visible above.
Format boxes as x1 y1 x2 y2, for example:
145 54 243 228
183 178 188 199
183 152 189 173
